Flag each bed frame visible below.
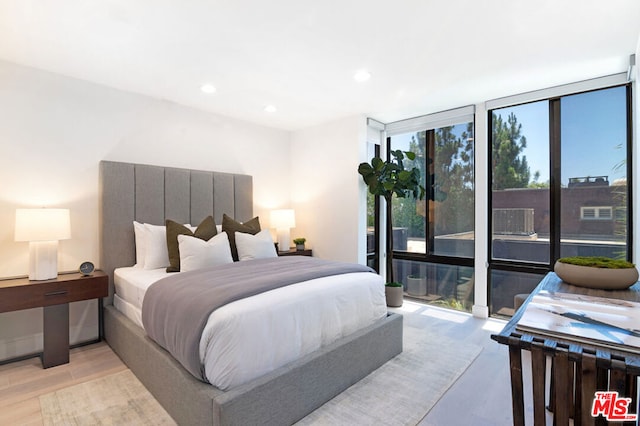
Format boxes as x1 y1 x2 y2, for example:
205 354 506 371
99 160 403 425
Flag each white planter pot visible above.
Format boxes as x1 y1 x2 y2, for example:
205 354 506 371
407 276 427 296
554 261 639 290
385 286 403 307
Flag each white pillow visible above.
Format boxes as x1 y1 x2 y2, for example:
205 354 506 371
178 232 233 272
133 221 146 268
143 223 171 270
235 229 277 261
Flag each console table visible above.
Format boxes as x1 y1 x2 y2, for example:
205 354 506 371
278 248 313 257
0 271 108 368
491 272 640 426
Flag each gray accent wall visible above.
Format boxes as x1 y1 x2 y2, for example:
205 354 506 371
99 161 253 303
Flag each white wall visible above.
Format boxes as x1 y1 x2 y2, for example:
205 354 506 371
290 115 368 264
0 60 292 361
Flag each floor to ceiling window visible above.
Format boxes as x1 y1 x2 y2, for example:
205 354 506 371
381 107 475 312
488 83 632 316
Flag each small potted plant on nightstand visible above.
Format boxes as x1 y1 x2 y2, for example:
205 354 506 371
293 238 306 251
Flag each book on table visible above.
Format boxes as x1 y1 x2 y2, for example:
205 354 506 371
515 290 640 354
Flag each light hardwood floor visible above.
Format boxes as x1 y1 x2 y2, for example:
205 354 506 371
1 301 523 425
0 342 127 425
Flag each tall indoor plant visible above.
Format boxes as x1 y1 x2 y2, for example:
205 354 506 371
358 150 425 284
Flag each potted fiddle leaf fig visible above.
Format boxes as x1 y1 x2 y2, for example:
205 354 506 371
358 150 425 295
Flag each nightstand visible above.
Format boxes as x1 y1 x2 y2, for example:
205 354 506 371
0 271 108 368
278 248 313 257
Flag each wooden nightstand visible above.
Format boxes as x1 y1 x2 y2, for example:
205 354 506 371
0 271 108 368
278 248 313 257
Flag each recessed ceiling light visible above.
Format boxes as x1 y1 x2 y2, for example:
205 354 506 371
264 105 277 113
200 84 217 94
353 70 371 82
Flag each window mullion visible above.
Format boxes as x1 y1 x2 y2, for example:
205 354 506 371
426 129 435 257
549 98 561 264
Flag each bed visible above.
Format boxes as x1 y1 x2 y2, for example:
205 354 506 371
99 160 403 425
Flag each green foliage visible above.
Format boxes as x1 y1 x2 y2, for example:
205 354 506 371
432 297 466 311
558 256 635 269
385 281 403 287
492 112 531 190
358 150 426 203
393 124 475 238
432 123 475 236
293 237 306 245
359 150 426 283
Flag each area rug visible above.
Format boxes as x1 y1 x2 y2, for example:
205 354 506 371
40 327 481 426
40 370 175 425
296 326 482 425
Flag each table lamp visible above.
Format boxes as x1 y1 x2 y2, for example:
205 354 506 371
15 208 71 280
270 209 295 252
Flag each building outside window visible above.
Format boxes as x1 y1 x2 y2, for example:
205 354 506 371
488 84 632 316
368 107 475 312
365 77 632 317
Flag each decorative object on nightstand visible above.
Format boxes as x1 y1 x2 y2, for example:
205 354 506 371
270 209 296 252
79 261 95 276
0 271 108 368
14 208 71 280
293 237 306 251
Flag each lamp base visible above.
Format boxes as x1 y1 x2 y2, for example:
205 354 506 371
276 228 291 252
29 241 59 280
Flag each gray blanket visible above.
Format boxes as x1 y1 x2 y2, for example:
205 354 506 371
141 256 375 381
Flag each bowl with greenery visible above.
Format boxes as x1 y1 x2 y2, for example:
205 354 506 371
554 256 638 290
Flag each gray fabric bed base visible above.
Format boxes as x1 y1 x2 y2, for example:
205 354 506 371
104 305 403 426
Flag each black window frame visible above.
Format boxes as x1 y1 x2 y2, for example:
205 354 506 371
386 127 475 270
487 83 634 313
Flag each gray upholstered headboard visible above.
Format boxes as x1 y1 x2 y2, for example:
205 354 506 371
99 160 253 304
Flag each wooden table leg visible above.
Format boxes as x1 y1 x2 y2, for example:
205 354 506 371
531 346 547 426
553 351 571 425
579 353 596 426
42 303 69 368
509 344 525 426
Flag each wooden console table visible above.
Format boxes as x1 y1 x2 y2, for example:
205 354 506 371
491 272 640 426
0 271 108 368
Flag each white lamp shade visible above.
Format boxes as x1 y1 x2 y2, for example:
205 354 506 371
15 208 71 242
270 209 296 229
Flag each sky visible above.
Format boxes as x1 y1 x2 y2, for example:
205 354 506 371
495 85 627 186
384 86 627 186
385 85 627 187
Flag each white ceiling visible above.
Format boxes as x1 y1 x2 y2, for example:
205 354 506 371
1 1 639 131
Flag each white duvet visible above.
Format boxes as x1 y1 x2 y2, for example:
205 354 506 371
114 265 386 390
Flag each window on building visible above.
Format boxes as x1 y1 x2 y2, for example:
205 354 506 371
580 206 613 220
